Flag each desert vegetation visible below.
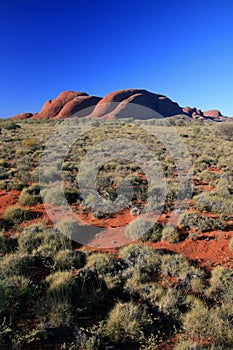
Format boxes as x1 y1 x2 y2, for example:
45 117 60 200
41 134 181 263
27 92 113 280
0 116 233 348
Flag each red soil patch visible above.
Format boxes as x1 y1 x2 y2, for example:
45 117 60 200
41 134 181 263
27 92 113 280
208 167 222 174
0 190 21 217
150 230 233 269
1 188 233 270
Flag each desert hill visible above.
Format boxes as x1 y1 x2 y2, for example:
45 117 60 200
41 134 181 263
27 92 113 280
10 88 231 121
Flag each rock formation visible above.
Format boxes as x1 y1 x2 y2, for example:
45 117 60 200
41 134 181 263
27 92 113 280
10 88 230 121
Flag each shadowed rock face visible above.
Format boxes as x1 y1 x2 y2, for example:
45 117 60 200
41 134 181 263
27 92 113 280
54 96 102 119
90 89 183 119
182 107 224 120
35 91 90 119
9 88 229 121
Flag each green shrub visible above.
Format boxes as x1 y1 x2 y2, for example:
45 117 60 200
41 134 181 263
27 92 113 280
183 301 233 346
194 192 233 216
75 268 107 300
0 180 7 190
0 232 17 256
161 253 191 279
229 237 233 251
0 275 34 319
44 271 76 326
3 206 37 225
0 120 20 130
126 218 153 240
161 225 181 243
53 249 86 270
0 159 8 168
126 218 162 242
215 177 232 196
140 222 163 242
42 185 65 206
174 339 203 350
18 184 42 206
104 301 152 343
156 287 185 320
179 210 223 233
207 266 233 301
86 252 116 276
18 224 72 270
199 169 219 183
217 122 233 141
46 271 77 301
182 299 210 340
0 253 41 277
8 181 24 191
119 244 161 282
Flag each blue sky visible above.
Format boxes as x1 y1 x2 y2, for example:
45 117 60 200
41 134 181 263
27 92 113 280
1 0 233 117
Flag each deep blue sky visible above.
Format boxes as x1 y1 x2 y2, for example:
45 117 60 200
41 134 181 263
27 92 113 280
1 0 233 117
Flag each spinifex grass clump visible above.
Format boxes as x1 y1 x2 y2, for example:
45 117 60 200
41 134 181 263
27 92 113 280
3 206 38 225
19 183 42 206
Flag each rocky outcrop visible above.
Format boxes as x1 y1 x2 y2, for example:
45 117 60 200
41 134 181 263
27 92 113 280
34 91 90 119
55 95 102 118
182 107 224 120
91 89 183 119
9 88 230 121
203 110 222 117
11 112 34 120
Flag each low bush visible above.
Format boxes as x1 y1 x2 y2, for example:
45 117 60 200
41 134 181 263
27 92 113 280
55 219 81 241
18 224 72 267
18 183 42 206
104 301 153 343
161 224 182 243
217 122 233 141
174 339 204 350
207 266 233 301
0 275 34 319
0 120 20 130
126 218 153 240
161 253 193 280
194 192 233 216
199 169 219 183
119 244 161 282
86 252 117 276
44 271 77 326
42 185 66 206
0 253 41 277
46 271 77 301
183 300 233 346
53 249 86 271
179 210 224 232
126 218 162 242
229 237 233 251
64 187 81 204
0 232 17 256
3 206 37 225
21 138 39 150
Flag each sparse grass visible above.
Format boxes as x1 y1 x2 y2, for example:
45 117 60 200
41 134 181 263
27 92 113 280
0 117 233 349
